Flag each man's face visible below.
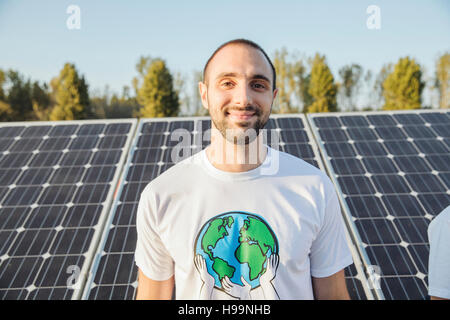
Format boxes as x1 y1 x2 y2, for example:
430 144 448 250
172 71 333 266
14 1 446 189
199 44 278 145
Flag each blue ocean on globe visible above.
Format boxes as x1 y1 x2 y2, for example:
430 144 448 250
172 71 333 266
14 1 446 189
194 212 278 289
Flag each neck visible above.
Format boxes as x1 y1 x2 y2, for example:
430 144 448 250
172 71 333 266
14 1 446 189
205 128 267 173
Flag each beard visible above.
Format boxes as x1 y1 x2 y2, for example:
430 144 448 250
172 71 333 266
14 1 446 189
209 103 270 146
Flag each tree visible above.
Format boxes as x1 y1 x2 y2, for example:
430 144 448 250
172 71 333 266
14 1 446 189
31 81 52 120
291 59 312 113
307 53 337 113
50 63 90 120
90 85 139 119
368 64 392 110
272 48 303 114
435 52 449 109
273 48 293 113
137 58 179 118
5 70 33 120
0 69 13 121
0 69 6 101
132 56 153 98
382 57 424 110
338 64 363 111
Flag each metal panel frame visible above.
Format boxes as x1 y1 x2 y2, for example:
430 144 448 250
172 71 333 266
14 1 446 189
0 118 137 300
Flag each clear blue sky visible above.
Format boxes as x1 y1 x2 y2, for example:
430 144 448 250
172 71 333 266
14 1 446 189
0 0 449 103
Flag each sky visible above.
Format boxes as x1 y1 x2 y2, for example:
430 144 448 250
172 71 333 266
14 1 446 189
0 0 449 106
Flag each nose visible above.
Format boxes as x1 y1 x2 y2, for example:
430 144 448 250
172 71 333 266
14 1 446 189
233 83 252 108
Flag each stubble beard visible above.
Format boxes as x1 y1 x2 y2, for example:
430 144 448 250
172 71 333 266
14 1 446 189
209 103 270 146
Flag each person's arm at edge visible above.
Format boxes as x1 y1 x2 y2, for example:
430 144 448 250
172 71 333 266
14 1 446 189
312 269 350 300
430 296 449 300
136 268 174 300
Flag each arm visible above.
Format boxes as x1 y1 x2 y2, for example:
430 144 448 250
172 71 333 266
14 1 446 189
136 268 174 300
430 296 449 300
312 269 350 300
427 207 450 300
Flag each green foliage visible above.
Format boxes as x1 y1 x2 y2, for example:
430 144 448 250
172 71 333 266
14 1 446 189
0 69 6 101
273 48 295 113
0 69 13 121
50 63 90 120
137 58 179 118
382 57 424 110
435 52 449 109
5 70 34 120
0 100 14 121
2 49 445 120
307 53 337 113
272 48 308 113
31 81 52 120
90 85 139 119
338 64 362 111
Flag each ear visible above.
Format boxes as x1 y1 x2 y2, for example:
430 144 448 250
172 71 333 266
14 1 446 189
198 81 209 110
272 88 279 101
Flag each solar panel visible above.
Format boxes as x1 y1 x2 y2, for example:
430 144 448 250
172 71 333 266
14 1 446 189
308 110 450 300
83 114 371 300
0 119 137 300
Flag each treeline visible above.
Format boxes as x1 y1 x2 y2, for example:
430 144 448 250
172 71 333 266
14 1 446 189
0 51 448 122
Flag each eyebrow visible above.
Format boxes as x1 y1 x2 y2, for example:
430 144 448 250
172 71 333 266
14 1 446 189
215 72 271 84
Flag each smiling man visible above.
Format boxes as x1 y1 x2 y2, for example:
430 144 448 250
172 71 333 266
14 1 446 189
134 39 353 300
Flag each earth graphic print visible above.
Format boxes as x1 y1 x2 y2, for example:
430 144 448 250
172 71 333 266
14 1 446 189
194 212 279 290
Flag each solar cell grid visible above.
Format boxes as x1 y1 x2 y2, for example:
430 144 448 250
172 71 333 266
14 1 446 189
0 119 136 300
309 110 450 300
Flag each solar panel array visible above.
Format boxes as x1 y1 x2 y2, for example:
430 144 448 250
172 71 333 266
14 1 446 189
308 110 450 300
82 115 371 300
0 120 137 299
5 110 446 300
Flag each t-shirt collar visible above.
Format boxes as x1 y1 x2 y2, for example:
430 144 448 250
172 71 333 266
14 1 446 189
200 144 273 181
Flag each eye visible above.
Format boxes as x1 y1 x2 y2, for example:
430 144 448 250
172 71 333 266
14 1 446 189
252 82 267 89
221 81 234 88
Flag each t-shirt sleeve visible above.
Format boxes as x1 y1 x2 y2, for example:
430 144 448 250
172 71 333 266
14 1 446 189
134 186 174 281
427 207 450 299
309 180 353 278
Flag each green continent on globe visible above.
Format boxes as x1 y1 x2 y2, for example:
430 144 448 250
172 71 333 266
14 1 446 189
235 217 276 281
212 257 235 281
201 216 234 260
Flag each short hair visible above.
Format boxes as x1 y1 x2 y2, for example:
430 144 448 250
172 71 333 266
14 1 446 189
202 38 276 91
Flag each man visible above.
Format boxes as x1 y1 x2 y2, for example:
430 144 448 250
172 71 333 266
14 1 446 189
428 205 450 300
134 39 353 300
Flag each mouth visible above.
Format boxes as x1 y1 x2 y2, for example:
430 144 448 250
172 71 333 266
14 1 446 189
226 111 256 121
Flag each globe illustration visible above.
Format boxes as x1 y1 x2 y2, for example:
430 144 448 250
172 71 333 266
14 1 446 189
194 212 279 289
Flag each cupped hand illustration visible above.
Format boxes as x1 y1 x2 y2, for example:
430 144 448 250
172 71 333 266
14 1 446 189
260 254 279 284
194 254 215 288
221 275 252 300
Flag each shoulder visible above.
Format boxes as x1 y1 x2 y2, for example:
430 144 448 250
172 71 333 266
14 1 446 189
275 147 333 188
428 205 450 235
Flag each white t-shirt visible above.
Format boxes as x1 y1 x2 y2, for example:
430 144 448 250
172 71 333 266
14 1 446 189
135 144 353 300
427 205 450 299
